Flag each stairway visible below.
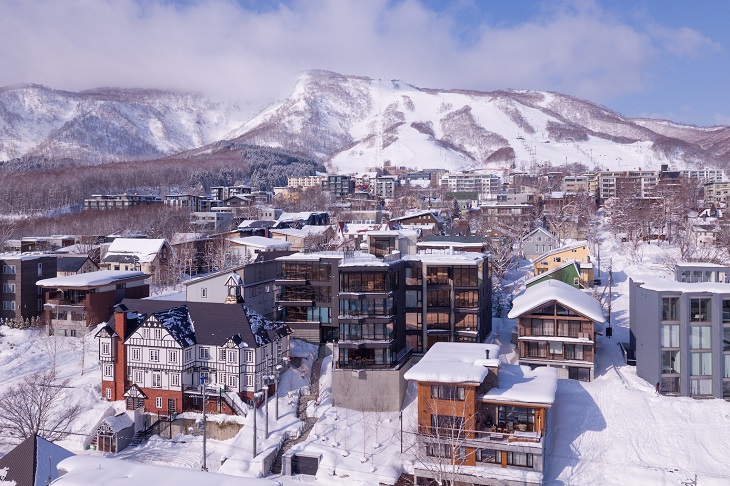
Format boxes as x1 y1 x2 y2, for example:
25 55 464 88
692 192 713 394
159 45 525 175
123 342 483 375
270 349 325 474
129 418 162 448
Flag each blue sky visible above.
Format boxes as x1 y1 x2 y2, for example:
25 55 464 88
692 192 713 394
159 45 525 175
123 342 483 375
1 0 727 126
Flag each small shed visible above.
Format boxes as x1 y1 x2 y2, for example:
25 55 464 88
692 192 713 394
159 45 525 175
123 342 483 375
95 411 135 453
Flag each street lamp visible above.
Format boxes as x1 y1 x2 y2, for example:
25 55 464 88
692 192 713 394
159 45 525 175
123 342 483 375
200 375 208 471
252 390 264 458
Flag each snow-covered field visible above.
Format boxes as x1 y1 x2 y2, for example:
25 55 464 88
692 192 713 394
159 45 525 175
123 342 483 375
2 229 730 485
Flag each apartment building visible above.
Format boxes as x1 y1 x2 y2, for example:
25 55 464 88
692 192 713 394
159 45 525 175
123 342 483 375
704 181 730 206
374 176 399 199
287 175 326 189
0 254 57 323
440 173 502 198
405 342 557 486
509 280 605 381
38 270 150 335
322 175 355 197
83 194 162 210
561 175 589 194
630 270 730 398
96 299 291 414
596 170 658 203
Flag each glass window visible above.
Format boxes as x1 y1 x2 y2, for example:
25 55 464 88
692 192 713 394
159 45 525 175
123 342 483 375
662 297 680 321
426 313 451 330
661 325 680 348
690 326 712 349
662 350 680 374
426 267 450 284
691 352 712 376
723 300 730 323
405 290 422 307
454 267 478 286
724 327 730 351
549 342 563 355
406 313 422 331
405 267 422 285
724 354 730 379
430 385 465 401
690 378 712 396
454 290 479 308
427 290 451 307
455 314 477 331
476 449 500 464
690 298 711 322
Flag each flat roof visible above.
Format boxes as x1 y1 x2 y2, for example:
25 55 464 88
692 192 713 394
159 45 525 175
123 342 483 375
37 270 149 289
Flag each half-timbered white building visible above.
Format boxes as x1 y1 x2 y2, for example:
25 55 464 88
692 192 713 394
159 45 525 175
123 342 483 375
96 299 291 415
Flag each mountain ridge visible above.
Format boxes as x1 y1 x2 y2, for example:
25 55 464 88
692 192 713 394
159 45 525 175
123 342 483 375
2 70 729 173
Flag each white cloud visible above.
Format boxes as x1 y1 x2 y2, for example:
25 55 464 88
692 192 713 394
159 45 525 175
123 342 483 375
0 0 720 105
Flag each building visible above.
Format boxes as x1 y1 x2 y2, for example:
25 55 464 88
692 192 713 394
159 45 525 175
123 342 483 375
416 235 486 254
675 263 730 283
404 342 557 486
0 254 57 324
521 228 559 261
184 254 285 318
268 225 335 252
532 241 594 287
227 236 292 262
95 299 291 414
0 435 74 486
100 238 173 277
164 194 218 212
210 185 251 201
595 170 658 203
704 181 730 206
191 211 233 231
56 255 99 277
402 253 491 353
440 172 501 199
374 175 399 199
287 175 326 188
37 270 150 335
524 261 582 289
509 280 605 381
84 194 162 210
562 175 590 194
391 210 445 234
629 271 730 398
322 175 355 197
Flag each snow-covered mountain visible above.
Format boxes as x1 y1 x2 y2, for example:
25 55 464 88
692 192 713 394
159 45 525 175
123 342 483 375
230 70 730 173
0 84 256 165
2 71 730 173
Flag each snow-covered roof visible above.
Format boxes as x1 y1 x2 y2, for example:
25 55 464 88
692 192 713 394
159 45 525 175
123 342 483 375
482 363 558 406
391 210 444 223
340 223 390 234
54 456 279 485
270 225 332 238
533 240 589 262
402 253 486 265
104 238 168 263
675 262 730 269
103 412 134 433
37 270 148 289
404 342 500 384
276 211 326 223
508 279 605 323
228 236 291 249
631 274 730 294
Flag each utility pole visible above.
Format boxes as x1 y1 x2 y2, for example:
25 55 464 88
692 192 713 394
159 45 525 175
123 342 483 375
201 376 208 471
399 411 403 453
263 382 269 439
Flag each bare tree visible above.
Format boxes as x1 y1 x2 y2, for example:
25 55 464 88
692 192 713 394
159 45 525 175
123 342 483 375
0 370 83 442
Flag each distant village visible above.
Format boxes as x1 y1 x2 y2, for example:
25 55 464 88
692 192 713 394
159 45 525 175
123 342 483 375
1 163 730 485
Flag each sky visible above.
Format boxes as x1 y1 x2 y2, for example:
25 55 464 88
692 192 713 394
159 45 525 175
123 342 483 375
0 0 727 126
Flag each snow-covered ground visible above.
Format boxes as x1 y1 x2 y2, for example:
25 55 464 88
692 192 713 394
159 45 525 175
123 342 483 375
2 228 730 484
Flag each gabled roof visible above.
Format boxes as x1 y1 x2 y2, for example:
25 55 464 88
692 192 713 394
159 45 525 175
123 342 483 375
508 279 605 323
110 299 291 348
0 434 74 486
57 255 95 273
523 227 557 242
533 240 589 263
228 236 291 249
391 210 444 223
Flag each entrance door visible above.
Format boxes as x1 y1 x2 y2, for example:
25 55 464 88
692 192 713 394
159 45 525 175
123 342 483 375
168 398 176 415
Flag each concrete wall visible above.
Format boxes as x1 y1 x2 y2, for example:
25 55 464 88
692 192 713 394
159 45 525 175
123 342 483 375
630 279 662 389
158 417 243 441
332 356 417 412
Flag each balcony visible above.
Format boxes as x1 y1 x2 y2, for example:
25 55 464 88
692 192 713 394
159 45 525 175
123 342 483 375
418 425 543 445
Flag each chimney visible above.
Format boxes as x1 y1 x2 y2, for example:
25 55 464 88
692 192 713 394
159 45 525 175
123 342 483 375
113 304 129 401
